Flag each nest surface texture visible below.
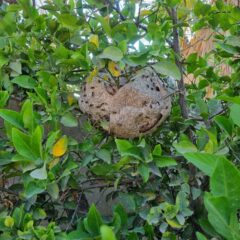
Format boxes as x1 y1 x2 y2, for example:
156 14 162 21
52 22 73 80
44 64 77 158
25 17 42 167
79 67 171 138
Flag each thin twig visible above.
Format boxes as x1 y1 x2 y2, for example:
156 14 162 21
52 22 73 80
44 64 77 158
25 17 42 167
0 187 18 196
65 191 83 231
136 0 143 26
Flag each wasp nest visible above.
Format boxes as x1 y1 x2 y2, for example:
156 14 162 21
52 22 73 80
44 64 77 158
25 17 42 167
78 67 171 138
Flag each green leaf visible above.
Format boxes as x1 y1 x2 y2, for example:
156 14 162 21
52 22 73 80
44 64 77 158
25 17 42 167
85 204 103 235
115 139 133 153
183 152 218 176
99 46 123 61
138 164 150 182
96 149 111 164
115 139 143 160
9 61 22 76
60 112 78 127
204 194 238 239
33 208 47 220
114 205 128 228
100 225 117 240
155 156 177 168
226 36 240 47
25 181 45 199
196 232 208 240
31 126 43 159
153 61 181 80
57 14 78 29
194 1 211 16
12 75 37 89
174 140 197 154
4 216 14 228
12 128 37 160
12 206 24 228
30 164 47 180
35 87 48 106
166 0 181 7
126 52 148 66
21 100 35 131
204 130 218 154
210 157 240 211
91 163 117 176
0 91 9 108
47 182 59 200
0 109 24 129
152 144 162 156
230 104 240 127
0 54 8 69
217 95 240 104
45 130 60 150
121 147 144 160
216 42 238 54
0 152 13 165
214 116 233 136
96 15 112 37
216 0 224 10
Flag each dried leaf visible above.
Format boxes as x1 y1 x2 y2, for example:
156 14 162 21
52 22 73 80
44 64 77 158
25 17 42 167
87 67 98 82
52 136 68 157
89 34 99 48
67 94 75 106
108 61 120 77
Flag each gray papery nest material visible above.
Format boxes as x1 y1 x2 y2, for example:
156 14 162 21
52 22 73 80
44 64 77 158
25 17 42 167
79 67 171 138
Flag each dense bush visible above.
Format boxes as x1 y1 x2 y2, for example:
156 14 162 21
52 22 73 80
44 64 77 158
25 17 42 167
0 0 240 239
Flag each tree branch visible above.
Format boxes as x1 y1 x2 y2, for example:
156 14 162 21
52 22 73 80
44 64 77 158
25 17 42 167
170 8 189 119
168 7 195 143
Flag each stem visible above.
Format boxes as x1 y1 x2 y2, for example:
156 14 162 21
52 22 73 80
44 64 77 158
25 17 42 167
168 7 195 143
170 7 189 120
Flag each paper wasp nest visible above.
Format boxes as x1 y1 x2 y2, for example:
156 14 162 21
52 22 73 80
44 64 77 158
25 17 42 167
79 67 171 138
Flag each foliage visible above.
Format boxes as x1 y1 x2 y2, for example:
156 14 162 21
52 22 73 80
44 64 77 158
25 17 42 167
0 0 240 239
